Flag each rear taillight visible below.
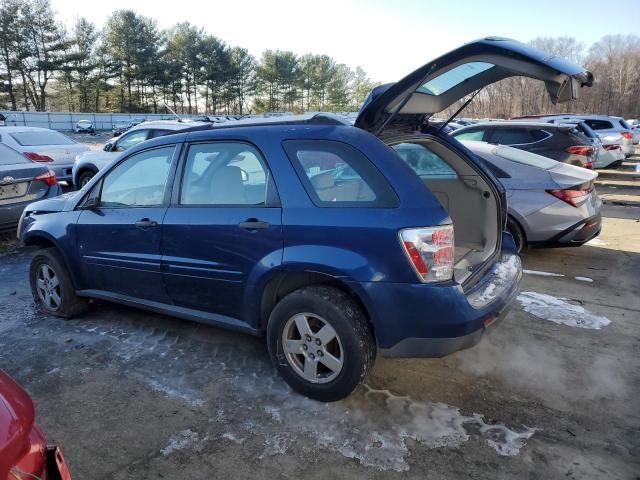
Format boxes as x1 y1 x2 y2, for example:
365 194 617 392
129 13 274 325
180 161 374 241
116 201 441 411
34 170 57 186
24 152 54 162
546 181 594 207
584 161 593 169
400 225 454 282
621 131 633 139
566 145 593 156
603 144 621 151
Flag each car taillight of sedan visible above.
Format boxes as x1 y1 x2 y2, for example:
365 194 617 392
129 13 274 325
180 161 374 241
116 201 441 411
399 225 454 282
603 144 621 151
34 170 57 186
546 181 594 207
620 131 633 140
23 152 54 163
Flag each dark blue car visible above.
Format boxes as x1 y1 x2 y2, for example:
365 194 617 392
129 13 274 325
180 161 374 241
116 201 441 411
18 38 593 401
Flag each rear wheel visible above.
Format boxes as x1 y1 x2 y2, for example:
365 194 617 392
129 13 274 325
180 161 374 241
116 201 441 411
29 248 88 318
507 217 526 254
267 286 376 402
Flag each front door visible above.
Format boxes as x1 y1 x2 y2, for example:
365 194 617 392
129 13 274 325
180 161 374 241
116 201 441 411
76 145 177 303
161 141 282 323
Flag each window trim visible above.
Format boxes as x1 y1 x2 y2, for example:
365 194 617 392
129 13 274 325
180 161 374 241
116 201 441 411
172 140 281 208
81 143 180 210
283 139 399 209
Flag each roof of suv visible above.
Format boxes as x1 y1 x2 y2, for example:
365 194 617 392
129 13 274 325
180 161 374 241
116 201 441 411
128 120 210 132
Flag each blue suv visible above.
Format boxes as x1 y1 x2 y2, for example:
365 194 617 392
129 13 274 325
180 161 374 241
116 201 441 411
18 38 592 401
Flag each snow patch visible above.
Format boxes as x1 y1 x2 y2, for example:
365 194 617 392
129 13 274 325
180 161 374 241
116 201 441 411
517 291 610 329
160 429 199 456
523 269 564 277
468 255 521 308
575 276 594 283
222 432 245 444
586 238 607 246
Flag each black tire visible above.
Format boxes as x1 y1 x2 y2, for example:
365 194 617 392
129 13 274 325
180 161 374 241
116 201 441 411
267 286 376 402
507 216 526 254
77 170 96 189
29 248 88 318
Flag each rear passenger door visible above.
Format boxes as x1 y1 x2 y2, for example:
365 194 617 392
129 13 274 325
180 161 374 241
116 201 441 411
161 141 282 323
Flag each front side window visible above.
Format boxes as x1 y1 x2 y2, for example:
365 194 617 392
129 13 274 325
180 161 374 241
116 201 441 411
115 130 149 152
10 130 75 146
100 146 175 207
283 140 398 207
180 142 271 206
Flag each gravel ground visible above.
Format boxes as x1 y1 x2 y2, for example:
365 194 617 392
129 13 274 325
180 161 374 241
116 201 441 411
0 155 638 480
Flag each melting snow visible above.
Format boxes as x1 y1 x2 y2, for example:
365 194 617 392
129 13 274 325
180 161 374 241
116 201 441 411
160 429 199 456
523 269 564 277
145 378 206 407
468 255 521 307
586 238 607 246
575 277 594 283
517 291 610 329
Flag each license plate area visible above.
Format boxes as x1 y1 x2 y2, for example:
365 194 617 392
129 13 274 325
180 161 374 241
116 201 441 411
0 182 28 199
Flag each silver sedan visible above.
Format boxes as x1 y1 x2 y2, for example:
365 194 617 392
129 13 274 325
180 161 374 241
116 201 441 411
463 141 602 253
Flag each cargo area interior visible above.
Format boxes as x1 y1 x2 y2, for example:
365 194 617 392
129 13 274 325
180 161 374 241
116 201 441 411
391 137 500 284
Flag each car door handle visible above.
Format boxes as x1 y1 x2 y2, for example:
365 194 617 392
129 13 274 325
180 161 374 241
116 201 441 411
135 219 158 229
239 218 270 230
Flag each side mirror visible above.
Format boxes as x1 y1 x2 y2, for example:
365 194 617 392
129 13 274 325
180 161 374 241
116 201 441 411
103 143 113 152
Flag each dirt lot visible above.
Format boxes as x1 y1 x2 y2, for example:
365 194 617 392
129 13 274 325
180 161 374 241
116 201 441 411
0 155 638 479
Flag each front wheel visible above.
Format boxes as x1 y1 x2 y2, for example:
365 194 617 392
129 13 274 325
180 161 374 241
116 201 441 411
267 286 376 402
29 248 88 318
77 170 95 188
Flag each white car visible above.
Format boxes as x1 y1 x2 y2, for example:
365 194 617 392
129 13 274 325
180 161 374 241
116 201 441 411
72 120 208 188
0 127 89 185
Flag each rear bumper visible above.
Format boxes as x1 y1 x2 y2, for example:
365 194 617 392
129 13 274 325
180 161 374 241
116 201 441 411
0 185 62 231
352 248 522 358
529 213 601 248
50 164 74 183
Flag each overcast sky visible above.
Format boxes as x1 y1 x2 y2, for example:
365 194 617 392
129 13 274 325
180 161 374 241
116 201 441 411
50 0 640 83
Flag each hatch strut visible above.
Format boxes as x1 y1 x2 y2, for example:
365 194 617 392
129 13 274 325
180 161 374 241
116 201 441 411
375 63 440 137
439 87 484 132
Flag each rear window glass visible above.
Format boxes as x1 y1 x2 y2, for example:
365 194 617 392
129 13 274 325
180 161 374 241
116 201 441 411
585 119 613 130
0 144 29 165
530 129 551 141
493 145 557 169
10 130 76 146
392 143 457 179
283 140 398 207
417 62 494 96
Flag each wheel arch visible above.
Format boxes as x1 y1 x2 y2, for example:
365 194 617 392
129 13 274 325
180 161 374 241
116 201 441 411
258 271 376 341
73 164 98 186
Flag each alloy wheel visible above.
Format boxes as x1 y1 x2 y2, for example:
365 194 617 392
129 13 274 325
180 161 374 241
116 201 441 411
35 264 62 311
282 313 344 384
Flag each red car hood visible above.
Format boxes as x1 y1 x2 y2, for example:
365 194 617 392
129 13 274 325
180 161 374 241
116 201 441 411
0 369 35 479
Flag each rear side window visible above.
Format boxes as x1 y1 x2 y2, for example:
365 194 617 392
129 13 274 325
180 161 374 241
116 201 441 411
10 130 75 146
283 140 398 207
619 119 632 129
454 129 485 141
488 128 532 145
530 129 551 142
585 119 613 130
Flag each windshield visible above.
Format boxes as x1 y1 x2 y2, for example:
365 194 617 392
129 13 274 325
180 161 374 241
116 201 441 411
11 131 76 146
493 145 557 169
417 62 494 96
0 144 29 165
